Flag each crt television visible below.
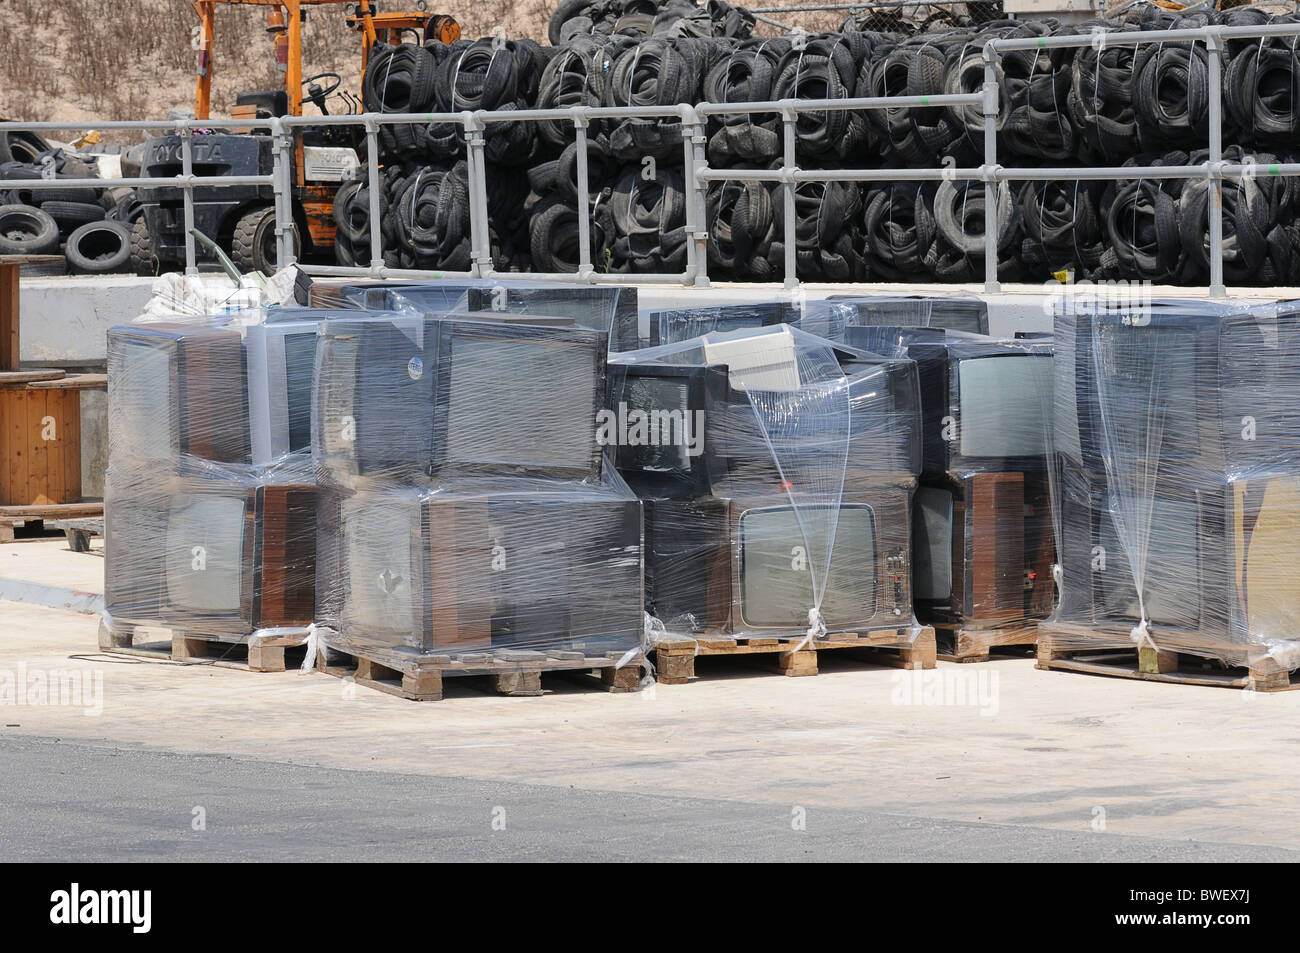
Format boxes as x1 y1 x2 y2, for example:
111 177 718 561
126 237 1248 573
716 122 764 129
109 312 337 467
314 315 609 483
333 489 643 654
908 338 1053 476
641 487 913 636
605 361 730 500
106 477 317 635
912 471 1055 628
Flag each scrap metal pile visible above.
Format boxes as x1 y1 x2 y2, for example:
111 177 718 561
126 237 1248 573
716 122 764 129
338 2 1300 285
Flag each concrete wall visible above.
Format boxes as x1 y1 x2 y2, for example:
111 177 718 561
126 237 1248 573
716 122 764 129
18 275 154 366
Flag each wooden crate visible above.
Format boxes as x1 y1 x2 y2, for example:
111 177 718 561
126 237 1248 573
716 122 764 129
314 644 647 702
1037 622 1300 692
651 625 937 684
934 620 1039 663
98 619 310 673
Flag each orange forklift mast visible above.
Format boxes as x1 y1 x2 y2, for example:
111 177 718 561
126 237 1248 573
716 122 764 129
191 0 460 122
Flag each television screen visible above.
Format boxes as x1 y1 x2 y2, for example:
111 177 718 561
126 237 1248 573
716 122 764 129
115 338 177 461
283 331 317 454
1095 494 1201 629
958 355 1052 459
620 376 692 472
912 487 953 601
443 330 601 474
341 494 417 636
164 494 249 615
739 503 877 627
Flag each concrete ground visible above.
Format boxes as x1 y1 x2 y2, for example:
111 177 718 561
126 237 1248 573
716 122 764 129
1 539 1298 862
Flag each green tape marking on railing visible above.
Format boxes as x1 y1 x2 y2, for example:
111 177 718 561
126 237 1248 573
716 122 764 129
1037 37 1046 47
921 95 930 105
1270 164 1281 176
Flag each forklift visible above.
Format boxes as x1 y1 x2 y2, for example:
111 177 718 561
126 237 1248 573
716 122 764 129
133 0 459 275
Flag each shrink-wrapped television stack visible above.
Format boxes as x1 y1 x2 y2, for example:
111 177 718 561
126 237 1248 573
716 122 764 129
606 312 932 682
1041 298 1300 689
308 280 646 699
852 325 1055 661
101 303 329 669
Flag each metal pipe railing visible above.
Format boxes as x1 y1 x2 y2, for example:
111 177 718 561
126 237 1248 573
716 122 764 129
4 21 1300 292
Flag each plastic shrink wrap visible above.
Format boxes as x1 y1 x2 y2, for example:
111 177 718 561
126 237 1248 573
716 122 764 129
311 310 646 673
607 322 925 648
102 307 348 651
303 276 640 352
1042 297 1300 681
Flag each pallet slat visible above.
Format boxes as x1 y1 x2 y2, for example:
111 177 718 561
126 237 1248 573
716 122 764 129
651 626 937 684
1036 626 1299 692
315 645 648 702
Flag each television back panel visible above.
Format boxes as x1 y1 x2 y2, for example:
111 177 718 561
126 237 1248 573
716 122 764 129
647 302 792 347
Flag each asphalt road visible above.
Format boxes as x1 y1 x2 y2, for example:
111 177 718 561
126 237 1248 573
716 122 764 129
1 737 1293 862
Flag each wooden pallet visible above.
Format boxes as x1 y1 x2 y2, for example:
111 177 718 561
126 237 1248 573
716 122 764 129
315 645 647 702
1036 623 1300 692
0 502 103 543
934 620 1039 663
97 619 309 673
651 625 937 684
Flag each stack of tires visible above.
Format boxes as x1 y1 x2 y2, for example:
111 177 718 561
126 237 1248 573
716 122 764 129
0 133 139 275
338 2 1300 286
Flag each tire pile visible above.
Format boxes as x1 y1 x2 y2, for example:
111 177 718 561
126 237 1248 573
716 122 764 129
0 132 139 275
339 3 1300 285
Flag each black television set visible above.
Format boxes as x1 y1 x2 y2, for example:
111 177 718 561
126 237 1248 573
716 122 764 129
314 315 609 483
331 488 643 654
640 487 914 636
605 362 730 500
907 338 1053 477
106 476 317 636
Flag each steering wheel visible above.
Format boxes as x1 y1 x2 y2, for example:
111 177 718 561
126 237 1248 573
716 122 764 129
302 72 343 108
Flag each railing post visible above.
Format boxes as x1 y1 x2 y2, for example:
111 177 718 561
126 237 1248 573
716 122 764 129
781 101 798 290
1206 30 1226 298
573 108 595 281
463 111 493 279
982 44 1001 294
682 104 710 288
272 119 297 268
364 116 383 273
178 121 198 275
